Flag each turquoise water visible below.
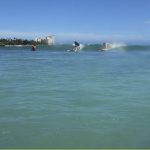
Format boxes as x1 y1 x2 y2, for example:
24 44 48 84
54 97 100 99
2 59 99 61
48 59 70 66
0 46 150 148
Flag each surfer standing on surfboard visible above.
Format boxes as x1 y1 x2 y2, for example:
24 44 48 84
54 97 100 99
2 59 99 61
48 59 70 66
73 41 80 51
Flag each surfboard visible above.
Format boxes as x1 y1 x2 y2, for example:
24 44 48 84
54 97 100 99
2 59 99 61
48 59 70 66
67 44 84 52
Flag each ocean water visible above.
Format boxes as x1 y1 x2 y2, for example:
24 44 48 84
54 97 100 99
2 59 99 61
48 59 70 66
0 45 150 148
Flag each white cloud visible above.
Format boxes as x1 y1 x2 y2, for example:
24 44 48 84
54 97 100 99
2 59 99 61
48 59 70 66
56 32 146 43
0 30 51 38
0 30 115 42
0 30 149 43
57 33 105 42
57 32 115 42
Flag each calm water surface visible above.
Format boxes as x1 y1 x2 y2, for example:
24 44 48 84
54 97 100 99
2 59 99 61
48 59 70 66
0 47 150 148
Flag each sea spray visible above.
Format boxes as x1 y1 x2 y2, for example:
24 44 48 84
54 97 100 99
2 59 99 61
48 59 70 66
1 44 150 51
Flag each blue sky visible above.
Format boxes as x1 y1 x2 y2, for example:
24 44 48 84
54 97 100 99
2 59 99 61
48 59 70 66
0 0 150 43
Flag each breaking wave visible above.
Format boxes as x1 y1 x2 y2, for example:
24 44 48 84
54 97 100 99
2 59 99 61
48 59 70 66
37 44 150 51
1 43 150 51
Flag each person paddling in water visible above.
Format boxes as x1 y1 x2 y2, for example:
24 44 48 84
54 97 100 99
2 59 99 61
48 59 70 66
73 41 80 51
31 44 37 51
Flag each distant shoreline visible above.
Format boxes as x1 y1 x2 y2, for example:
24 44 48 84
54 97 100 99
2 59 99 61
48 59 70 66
4 45 31 47
0 38 39 46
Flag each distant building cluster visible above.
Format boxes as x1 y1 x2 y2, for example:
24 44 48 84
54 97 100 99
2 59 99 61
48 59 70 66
35 35 55 45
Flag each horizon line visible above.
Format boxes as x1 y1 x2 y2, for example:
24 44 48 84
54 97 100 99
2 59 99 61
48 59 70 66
0 30 150 44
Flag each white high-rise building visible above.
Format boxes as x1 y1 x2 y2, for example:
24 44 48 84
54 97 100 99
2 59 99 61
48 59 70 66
35 35 55 45
35 38 42 43
45 36 55 45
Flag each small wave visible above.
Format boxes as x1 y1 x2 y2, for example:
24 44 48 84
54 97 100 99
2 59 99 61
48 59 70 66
79 44 85 50
121 45 150 51
1 44 150 51
110 42 127 48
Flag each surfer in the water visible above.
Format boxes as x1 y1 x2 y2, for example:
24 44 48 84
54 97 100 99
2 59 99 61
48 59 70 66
73 41 80 51
31 44 37 51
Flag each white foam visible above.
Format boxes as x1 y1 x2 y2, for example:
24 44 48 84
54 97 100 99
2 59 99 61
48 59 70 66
110 42 126 48
79 44 85 50
72 43 84 50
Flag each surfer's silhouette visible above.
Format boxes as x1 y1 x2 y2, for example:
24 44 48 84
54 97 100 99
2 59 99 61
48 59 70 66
73 41 80 51
74 41 80 47
31 44 37 51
